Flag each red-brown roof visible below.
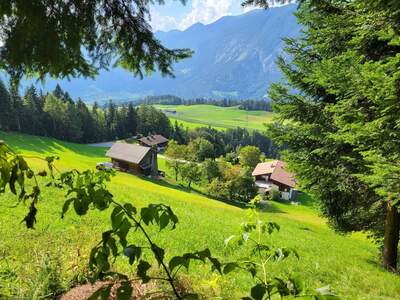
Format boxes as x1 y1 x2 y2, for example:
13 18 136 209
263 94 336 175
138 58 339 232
252 160 296 188
139 135 168 147
252 160 278 176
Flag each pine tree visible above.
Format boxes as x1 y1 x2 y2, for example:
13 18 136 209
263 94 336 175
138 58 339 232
126 103 137 137
53 84 64 100
269 0 400 270
0 79 12 130
9 85 23 131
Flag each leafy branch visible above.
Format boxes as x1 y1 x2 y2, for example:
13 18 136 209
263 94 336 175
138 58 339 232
223 198 338 300
0 142 221 299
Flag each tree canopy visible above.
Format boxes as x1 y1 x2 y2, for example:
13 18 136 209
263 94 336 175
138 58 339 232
269 0 400 270
0 0 192 84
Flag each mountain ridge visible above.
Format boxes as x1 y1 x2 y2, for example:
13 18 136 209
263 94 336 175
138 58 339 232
23 4 300 102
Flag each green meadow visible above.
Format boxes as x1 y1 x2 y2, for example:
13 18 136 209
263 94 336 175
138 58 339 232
0 131 399 299
155 104 275 131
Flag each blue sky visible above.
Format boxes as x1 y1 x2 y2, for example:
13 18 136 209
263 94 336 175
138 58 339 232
149 0 260 32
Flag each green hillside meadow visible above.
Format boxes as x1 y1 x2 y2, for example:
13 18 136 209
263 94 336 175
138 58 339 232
0 131 399 299
154 105 275 130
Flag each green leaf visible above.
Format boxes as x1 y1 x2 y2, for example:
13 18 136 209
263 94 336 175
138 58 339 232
151 243 165 266
111 206 124 230
289 275 305 295
116 218 131 246
123 245 142 265
61 198 74 218
137 260 151 283
73 197 89 216
159 212 170 231
209 256 222 274
223 262 239 274
107 237 119 257
116 281 133 300
140 206 154 226
169 256 189 272
274 277 290 296
250 283 267 300
266 222 280 235
17 156 28 171
9 164 18 194
123 203 137 215
87 283 113 300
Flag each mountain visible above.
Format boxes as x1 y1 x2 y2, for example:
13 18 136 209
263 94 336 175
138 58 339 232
26 4 300 101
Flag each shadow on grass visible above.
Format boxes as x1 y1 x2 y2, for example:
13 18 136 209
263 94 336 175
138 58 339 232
365 258 386 272
296 192 318 208
139 176 287 212
0 131 107 158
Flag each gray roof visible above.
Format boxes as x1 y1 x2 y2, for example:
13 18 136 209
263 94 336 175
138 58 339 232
139 135 169 146
106 143 151 164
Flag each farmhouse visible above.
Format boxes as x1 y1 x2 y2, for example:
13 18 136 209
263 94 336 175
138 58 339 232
252 160 296 201
106 143 158 176
139 135 169 152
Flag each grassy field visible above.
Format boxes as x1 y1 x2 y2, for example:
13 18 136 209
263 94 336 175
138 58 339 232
0 131 399 299
155 104 275 131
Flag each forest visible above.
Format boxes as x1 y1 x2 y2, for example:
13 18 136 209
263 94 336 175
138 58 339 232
0 81 278 158
140 95 273 111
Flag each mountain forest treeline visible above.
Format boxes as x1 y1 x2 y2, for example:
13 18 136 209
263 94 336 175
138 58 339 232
0 82 171 143
0 81 278 158
139 95 273 111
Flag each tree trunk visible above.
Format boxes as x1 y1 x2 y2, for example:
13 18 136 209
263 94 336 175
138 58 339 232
383 201 400 271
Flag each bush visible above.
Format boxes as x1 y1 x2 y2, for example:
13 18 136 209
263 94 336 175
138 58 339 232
207 178 229 200
270 188 281 201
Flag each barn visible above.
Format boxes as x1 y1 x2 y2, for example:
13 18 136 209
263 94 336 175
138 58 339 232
139 135 169 152
106 143 158 177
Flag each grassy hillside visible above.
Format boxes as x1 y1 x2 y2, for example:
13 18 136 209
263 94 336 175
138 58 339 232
155 104 275 131
0 131 399 299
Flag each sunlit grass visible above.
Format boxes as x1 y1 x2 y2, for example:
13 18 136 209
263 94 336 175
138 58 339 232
155 104 275 131
0 131 399 299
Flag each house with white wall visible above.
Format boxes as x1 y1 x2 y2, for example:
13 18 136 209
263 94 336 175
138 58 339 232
252 160 296 201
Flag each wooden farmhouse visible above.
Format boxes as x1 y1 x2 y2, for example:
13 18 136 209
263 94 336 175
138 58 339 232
106 143 158 176
139 135 169 152
252 160 296 201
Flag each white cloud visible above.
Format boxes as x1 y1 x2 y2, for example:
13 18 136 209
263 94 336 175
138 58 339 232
243 0 296 12
179 0 234 30
150 0 296 32
150 9 179 32
268 0 296 7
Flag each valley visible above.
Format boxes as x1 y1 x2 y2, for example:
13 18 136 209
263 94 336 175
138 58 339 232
1 1 399 299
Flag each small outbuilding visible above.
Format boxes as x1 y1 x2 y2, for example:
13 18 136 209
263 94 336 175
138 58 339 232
139 135 169 152
106 143 158 177
252 160 296 201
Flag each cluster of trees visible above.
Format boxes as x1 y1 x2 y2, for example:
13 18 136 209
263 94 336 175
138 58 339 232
139 95 272 111
170 122 278 159
270 0 400 270
0 82 171 143
165 143 261 202
0 81 277 154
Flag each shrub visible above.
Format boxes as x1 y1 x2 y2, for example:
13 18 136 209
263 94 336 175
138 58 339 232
270 188 281 201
